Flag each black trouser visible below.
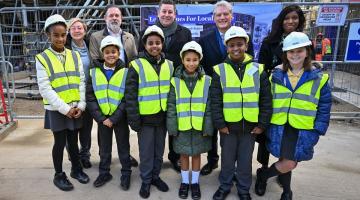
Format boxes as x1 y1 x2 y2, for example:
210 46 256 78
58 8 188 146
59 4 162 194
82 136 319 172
138 124 166 184
97 120 131 176
52 129 81 173
79 109 93 160
219 128 255 194
206 128 219 164
256 133 270 167
168 136 180 162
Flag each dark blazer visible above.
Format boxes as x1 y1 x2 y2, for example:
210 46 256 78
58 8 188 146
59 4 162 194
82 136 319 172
138 24 192 68
198 28 254 76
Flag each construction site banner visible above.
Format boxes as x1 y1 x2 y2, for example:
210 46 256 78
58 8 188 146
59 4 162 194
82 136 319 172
344 22 360 62
140 3 282 60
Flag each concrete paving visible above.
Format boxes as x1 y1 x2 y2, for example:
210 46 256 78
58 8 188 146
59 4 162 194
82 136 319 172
0 119 359 200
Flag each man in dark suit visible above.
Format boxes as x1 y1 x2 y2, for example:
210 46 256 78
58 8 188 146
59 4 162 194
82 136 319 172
138 0 192 173
198 0 254 176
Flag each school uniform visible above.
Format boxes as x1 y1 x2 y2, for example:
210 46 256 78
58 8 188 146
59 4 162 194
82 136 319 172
267 66 332 162
36 46 86 174
167 65 213 156
211 53 272 195
86 59 131 176
125 51 173 184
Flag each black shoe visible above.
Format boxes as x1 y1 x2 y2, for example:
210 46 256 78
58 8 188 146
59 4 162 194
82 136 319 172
178 183 189 199
93 173 113 188
170 159 181 173
130 155 138 167
212 188 230 200
191 183 201 200
238 193 251 200
120 175 131 191
255 168 267 196
53 172 74 191
280 191 293 200
139 183 151 199
151 178 169 192
80 159 92 169
70 170 90 184
200 162 218 176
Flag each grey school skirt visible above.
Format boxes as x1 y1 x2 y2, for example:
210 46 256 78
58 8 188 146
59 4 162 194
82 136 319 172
44 110 83 132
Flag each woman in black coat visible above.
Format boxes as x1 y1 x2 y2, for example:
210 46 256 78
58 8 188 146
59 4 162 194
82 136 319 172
258 5 306 74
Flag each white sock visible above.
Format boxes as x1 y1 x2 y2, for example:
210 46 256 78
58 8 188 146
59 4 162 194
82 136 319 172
181 170 189 184
191 171 200 184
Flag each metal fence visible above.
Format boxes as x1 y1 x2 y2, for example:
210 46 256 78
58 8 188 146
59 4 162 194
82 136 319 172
0 2 360 121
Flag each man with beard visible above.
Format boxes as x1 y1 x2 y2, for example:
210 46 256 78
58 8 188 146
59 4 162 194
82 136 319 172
89 4 138 167
89 5 137 65
138 0 192 173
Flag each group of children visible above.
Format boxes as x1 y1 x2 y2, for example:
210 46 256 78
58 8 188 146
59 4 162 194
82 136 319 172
36 14 331 200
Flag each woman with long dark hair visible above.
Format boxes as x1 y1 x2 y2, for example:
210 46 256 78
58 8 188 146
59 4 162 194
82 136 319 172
258 5 305 74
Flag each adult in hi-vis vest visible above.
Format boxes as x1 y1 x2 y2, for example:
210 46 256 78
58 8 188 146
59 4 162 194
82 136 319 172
167 41 213 199
211 26 272 200
255 32 331 200
36 14 89 191
86 36 132 190
125 25 173 199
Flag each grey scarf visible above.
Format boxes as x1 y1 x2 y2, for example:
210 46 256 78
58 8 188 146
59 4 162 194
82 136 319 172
155 18 178 49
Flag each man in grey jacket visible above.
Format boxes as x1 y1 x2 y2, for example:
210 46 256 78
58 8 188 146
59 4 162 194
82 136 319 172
89 5 137 65
89 4 138 167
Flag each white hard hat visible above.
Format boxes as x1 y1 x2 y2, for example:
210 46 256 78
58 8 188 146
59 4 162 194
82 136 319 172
142 25 165 42
44 14 67 31
180 41 203 60
224 26 249 45
100 36 123 52
282 32 312 51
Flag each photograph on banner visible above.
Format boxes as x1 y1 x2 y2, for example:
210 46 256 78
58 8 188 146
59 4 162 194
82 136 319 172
140 3 282 60
344 22 360 62
316 5 348 26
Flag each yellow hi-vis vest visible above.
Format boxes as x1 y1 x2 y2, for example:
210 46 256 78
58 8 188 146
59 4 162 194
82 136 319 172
90 67 128 116
171 75 211 131
270 73 329 129
130 58 174 115
213 59 264 123
36 49 81 105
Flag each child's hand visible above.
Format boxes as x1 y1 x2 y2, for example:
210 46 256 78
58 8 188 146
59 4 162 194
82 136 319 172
251 127 264 135
66 108 76 118
103 119 113 128
73 108 82 119
219 127 229 134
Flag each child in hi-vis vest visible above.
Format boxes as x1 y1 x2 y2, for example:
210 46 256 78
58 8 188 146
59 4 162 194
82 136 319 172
211 26 272 200
125 25 174 199
86 36 132 190
167 41 213 200
255 32 331 200
36 14 89 191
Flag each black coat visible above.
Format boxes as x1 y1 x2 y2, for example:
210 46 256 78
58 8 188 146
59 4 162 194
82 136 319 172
125 52 168 132
86 59 127 124
210 54 272 132
138 24 192 68
198 28 254 77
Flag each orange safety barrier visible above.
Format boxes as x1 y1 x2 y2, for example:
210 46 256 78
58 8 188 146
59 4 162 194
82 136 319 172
0 81 9 124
